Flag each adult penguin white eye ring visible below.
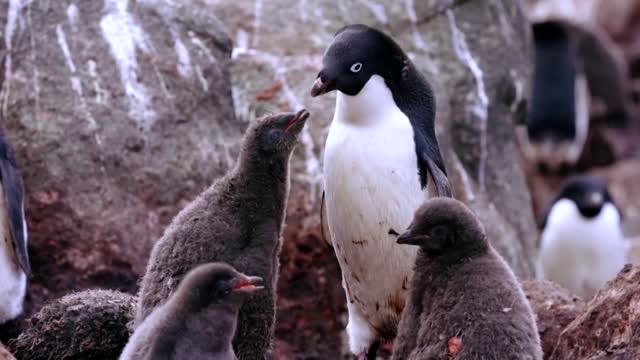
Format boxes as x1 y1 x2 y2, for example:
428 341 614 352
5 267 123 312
311 24 451 359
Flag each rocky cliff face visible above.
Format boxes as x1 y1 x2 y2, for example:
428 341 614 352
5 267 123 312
0 0 539 358
550 265 640 359
0 0 241 310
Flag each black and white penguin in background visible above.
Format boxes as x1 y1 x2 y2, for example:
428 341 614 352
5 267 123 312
524 20 590 171
538 176 625 300
0 127 30 324
310 24 451 359
523 19 632 172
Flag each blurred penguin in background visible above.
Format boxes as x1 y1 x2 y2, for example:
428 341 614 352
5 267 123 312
538 176 626 299
0 126 30 324
523 19 633 172
525 20 590 172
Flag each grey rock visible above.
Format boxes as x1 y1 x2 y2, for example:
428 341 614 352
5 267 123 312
522 280 585 359
550 264 640 360
0 0 242 308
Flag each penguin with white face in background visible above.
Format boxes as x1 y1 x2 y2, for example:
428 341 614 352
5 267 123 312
538 176 626 300
0 127 30 324
525 20 590 172
311 24 451 359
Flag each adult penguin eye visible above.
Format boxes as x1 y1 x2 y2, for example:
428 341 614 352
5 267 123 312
350 62 362 73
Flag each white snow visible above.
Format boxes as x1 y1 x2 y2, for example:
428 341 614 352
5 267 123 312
2 0 24 113
299 0 308 22
232 30 250 59
56 25 76 73
189 32 217 63
67 3 79 30
194 65 209 92
100 0 156 131
252 0 263 47
87 59 106 104
404 0 426 49
56 24 97 129
447 10 489 191
357 0 387 24
171 29 193 78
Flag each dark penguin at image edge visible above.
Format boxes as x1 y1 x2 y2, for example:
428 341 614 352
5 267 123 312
135 109 310 360
311 24 451 359
392 198 542 360
0 125 30 325
120 263 263 360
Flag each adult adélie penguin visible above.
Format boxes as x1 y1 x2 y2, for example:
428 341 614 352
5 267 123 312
310 24 451 359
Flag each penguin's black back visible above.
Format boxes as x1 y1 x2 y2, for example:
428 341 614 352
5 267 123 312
387 62 444 189
357 25 445 189
528 21 578 142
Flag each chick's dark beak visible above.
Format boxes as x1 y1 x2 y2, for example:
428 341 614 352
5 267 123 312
396 230 427 245
233 275 264 293
284 109 310 133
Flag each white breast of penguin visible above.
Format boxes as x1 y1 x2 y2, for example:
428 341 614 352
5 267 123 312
324 74 435 328
539 198 625 299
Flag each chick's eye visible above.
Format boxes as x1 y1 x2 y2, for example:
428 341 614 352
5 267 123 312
216 281 232 294
267 129 282 143
350 62 362 73
431 225 449 239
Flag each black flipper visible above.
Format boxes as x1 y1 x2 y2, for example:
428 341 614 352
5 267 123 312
0 136 30 275
385 57 452 198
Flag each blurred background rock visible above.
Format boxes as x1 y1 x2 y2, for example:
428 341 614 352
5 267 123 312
0 0 638 359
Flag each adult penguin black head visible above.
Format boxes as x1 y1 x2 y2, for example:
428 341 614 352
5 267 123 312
311 24 451 197
310 24 405 97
